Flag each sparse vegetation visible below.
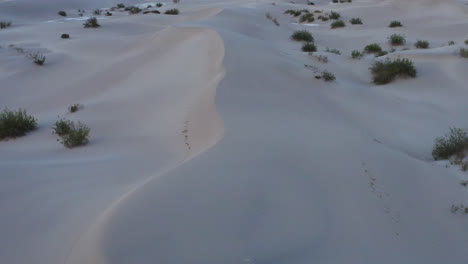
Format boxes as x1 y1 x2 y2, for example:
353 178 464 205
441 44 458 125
414 40 429 49
309 54 328 63
299 13 314 23
389 20 402 28
0 108 38 140
302 42 317 52
0 21 12 29
106 11 112 16
351 50 363 59
266 13 280 26
364 43 382 53
128 6 142 14
30 53 46 65
164 8 179 15
349 17 362 24
326 47 341 55
370 58 416 85
94 9 102 15
465 40 468 45
432 127 468 160
322 71 336 81
459 48 468 58
83 17 100 28
307 1 315 5
58 10 67 17
388 34 406 46
63 122 90 148
329 11 340 20
61 33 70 39
291 30 313 42
330 20 345 29
53 118 73 136
69 104 81 113
448 40 455 46
117 3 125 8
375 51 388 57
284 9 302 17
157 3 163 7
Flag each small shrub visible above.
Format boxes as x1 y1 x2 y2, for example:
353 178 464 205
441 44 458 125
284 9 302 17
272 18 280 26
375 51 388 57
351 50 362 59
459 48 468 58
265 12 272 19
302 42 317 52
61 33 70 39
128 6 142 14
389 20 402 27
307 1 315 5
329 11 340 19
0 108 38 140
370 58 416 84
364 43 382 53
58 10 67 17
173 0 180 3
106 11 112 16
388 34 406 46
164 8 179 15
30 53 46 65
62 122 90 148
83 17 100 28
432 127 468 160
0 21 12 29
94 9 102 15
349 17 362 24
291 30 313 42
69 104 81 113
157 3 163 7
461 180 468 186
331 20 345 29
299 13 314 23
322 71 336 81
448 40 455 46
53 118 73 136
465 39 468 45
326 47 341 55
117 3 125 8
414 40 429 49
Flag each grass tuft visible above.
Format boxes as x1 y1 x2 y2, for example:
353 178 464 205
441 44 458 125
432 127 468 160
83 17 100 28
414 40 429 49
330 20 345 29
291 30 313 42
364 43 382 53
302 42 317 52
389 20 402 28
164 8 179 15
388 34 406 46
0 108 38 140
370 58 416 84
349 17 362 24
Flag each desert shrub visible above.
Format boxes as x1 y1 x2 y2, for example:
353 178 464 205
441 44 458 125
117 3 125 8
128 6 142 14
388 34 406 46
69 104 81 113
284 9 302 16
0 108 38 140
307 1 315 5
94 9 102 15
173 0 180 3
364 43 382 53
302 42 317 52
164 8 179 15
460 48 468 58
326 47 341 55
331 20 345 29
53 118 73 136
106 11 112 16
61 33 70 39
322 71 336 81
349 17 362 24
329 11 340 19
265 12 272 19
30 53 46 65
370 58 416 84
448 40 455 46
62 122 90 148
351 50 363 59
58 11 67 17
157 3 163 7
299 13 314 23
0 21 12 29
375 51 388 57
389 20 402 27
272 18 280 26
414 40 429 49
291 30 313 42
310 54 328 63
83 17 100 28
432 127 468 160
465 40 468 45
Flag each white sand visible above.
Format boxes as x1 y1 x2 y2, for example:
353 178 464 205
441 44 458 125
1 0 468 264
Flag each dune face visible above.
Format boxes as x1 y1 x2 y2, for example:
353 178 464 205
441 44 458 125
2 0 468 264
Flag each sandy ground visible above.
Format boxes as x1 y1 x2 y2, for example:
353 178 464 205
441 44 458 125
1 0 468 264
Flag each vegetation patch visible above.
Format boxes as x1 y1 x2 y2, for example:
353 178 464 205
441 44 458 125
326 47 341 55
389 20 402 28
117 3 125 8
0 108 38 140
375 51 388 57
329 11 340 20
53 119 90 148
58 11 67 17
432 127 468 160
349 17 362 24
351 50 363 59
388 34 406 46
0 21 12 29
364 43 382 53
164 8 179 15
291 30 313 42
69 104 82 113
370 58 416 84
157 3 163 7
83 17 100 28
302 42 317 52
321 71 336 81
414 40 429 49
30 52 46 65
330 20 345 29
284 9 302 17
128 6 142 14
460 48 468 58
448 40 455 46
299 13 314 23
61 33 70 39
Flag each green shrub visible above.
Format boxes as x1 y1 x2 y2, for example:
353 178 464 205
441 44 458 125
302 42 317 52
370 58 416 84
465 39 468 45
326 47 341 55
299 13 314 23
414 40 429 49
272 18 280 26
58 10 67 17
375 51 388 57
388 34 406 46
448 40 455 46
331 20 345 29
432 127 468 160
0 108 37 140
106 11 112 16
30 53 46 65
93 9 101 15
322 71 336 81
389 20 402 27
83 17 100 28
69 104 81 113
284 9 302 17
460 48 468 58
128 6 142 14
364 43 382 53
62 122 90 148
307 1 315 5
164 8 179 15
349 17 362 24
0 21 12 29
53 118 73 136
117 3 125 8
265 12 272 19
291 30 313 42
61 33 70 39
157 3 163 7
329 11 340 19
351 50 363 59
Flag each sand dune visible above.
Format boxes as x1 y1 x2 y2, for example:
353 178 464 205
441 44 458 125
1 0 468 263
